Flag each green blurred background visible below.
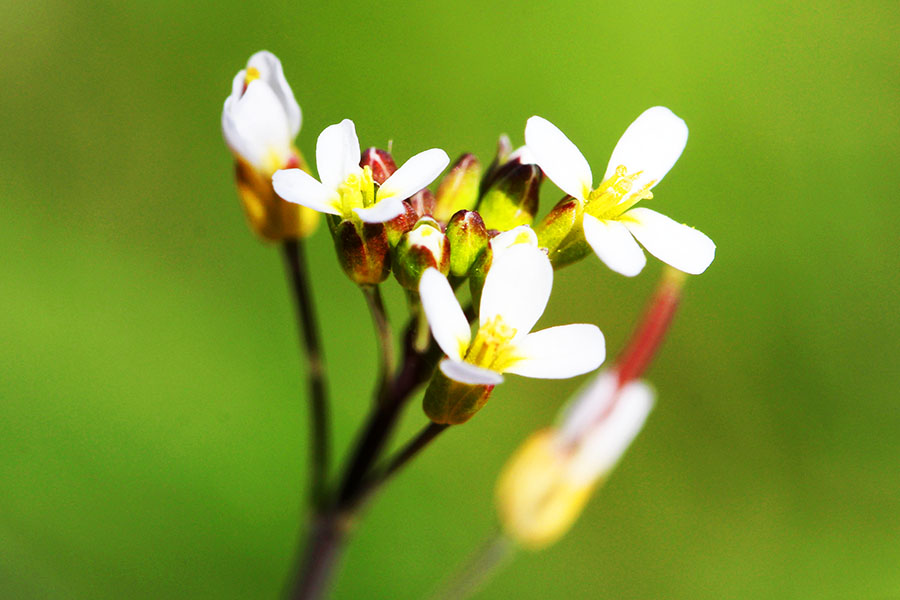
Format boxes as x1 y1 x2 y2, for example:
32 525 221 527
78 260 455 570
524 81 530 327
2 0 898 598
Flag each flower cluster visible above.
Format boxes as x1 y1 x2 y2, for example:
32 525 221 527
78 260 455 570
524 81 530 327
220 51 717 595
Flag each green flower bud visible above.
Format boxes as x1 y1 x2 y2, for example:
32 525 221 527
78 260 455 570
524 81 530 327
393 217 449 290
434 154 482 223
480 134 514 196
360 147 397 185
331 218 391 285
535 197 591 269
477 161 543 231
423 368 495 425
446 210 490 278
385 201 418 247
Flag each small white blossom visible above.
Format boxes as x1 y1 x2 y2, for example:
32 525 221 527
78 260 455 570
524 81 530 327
221 51 302 174
419 241 606 385
525 108 715 276
272 119 449 223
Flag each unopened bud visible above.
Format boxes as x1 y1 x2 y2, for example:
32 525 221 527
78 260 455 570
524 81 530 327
496 372 653 550
534 197 587 268
480 134 514 195
434 154 482 223
446 210 490 278
332 219 390 285
234 154 320 241
393 217 449 290
407 188 436 219
477 161 542 231
423 368 495 425
360 147 397 185
385 201 419 247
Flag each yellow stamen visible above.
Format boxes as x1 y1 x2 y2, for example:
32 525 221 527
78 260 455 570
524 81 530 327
584 165 656 220
337 166 376 216
465 315 521 373
244 66 261 86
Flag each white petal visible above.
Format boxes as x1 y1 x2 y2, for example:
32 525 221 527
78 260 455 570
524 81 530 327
479 244 552 337
316 119 361 191
353 198 407 223
489 225 538 262
524 115 592 202
246 51 302 137
272 169 340 215
603 106 688 191
419 268 471 360
582 214 646 277
507 145 537 165
379 148 450 201
222 81 292 171
505 324 605 379
556 370 619 445
567 379 654 484
440 358 504 386
622 208 715 275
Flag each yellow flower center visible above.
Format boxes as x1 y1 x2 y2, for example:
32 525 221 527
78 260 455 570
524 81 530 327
337 166 376 216
244 67 261 87
584 165 656 220
464 315 521 373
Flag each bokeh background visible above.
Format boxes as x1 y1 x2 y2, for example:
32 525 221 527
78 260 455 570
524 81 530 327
2 0 899 598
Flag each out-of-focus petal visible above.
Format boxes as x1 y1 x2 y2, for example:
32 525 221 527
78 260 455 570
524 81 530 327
222 81 292 171
246 50 302 137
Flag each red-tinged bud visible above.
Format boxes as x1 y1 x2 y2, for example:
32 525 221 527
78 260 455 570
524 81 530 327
477 161 543 231
360 147 397 185
393 217 450 290
331 218 390 285
234 152 320 241
407 188 436 219
480 134 514 195
434 154 482 223
384 201 419 247
423 368 495 425
446 210 490 278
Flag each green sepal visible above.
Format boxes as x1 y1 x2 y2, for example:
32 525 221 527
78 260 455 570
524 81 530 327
423 368 495 425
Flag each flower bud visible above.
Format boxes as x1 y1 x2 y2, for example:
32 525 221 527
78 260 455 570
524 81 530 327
480 134 514 195
535 197 589 268
393 217 449 290
445 210 490 278
234 154 320 240
496 372 653 549
407 188 436 219
360 147 397 185
495 430 593 550
422 368 495 425
477 160 543 231
385 201 419 247
434 154 482 223
331 218 390 285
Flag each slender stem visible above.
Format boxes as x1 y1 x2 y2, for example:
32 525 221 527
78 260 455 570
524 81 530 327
282 239 330 508
431 532 515 600
361 284 396 403
287 512 349 600
349 422 449 511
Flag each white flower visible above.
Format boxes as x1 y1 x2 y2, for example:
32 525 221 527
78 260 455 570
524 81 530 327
222 51 302 174
419 242 606 385
554 370 654 484
272 119 449 223
525 108 715 276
